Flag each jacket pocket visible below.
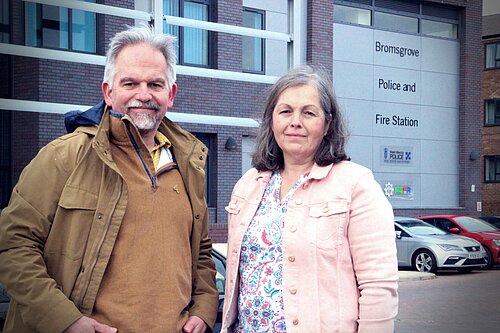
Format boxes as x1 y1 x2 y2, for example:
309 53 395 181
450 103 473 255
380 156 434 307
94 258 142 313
46 186 98 260
308 200 349 250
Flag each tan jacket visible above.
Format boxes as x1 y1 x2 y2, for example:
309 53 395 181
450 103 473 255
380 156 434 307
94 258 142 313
0 107 218 333
222 162 399 333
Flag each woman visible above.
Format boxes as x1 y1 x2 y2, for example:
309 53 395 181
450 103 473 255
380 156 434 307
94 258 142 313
221 65 398 333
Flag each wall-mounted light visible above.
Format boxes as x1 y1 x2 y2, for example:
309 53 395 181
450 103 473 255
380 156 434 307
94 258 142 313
225 137 237 151
469 151 480 161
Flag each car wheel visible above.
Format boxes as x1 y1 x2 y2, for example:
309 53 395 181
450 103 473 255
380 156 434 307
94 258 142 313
483 247 493 269
413 250 437 273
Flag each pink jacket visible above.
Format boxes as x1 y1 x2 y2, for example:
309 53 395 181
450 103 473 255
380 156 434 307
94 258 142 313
221 161 398 333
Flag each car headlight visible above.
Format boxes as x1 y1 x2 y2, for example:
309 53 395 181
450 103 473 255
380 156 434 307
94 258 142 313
493 239 500 247
438 244 462 251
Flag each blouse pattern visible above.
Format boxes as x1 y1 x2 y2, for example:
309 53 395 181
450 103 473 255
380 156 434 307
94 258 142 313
235 170 308 333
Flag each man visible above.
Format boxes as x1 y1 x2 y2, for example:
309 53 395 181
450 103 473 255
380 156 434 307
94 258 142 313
0 25 218 333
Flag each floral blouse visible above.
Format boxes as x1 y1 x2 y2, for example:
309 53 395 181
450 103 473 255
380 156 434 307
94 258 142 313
235 170 308 333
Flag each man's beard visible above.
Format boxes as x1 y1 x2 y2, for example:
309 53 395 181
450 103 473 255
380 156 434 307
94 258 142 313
125 100 162 133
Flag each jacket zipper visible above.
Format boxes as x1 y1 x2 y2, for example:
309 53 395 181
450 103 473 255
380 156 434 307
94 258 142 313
125 126 158 188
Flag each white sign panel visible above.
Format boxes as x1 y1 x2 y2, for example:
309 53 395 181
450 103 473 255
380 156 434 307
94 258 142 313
333 23 460 209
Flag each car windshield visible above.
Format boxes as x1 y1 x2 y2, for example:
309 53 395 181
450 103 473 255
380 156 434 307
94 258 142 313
397 219 448 235
455 216 498 232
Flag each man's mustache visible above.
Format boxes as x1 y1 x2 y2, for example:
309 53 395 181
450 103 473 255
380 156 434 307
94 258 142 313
126 100 161 110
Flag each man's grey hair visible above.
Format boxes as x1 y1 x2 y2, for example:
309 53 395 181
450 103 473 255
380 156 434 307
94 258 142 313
103 25 177 89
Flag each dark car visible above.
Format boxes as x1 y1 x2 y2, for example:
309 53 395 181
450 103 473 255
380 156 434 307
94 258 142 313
0 249 227 333
0 283 8 331
211 247 226 333
480 216 500 229
420 215 500 269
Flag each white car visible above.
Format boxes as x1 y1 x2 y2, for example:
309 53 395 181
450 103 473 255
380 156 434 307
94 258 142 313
395 217 487 273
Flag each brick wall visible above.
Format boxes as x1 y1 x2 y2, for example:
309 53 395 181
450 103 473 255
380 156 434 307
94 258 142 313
307 0 333 75
455 0 483 215
5 0 271 242
215 0 243 71
481 35 500 215
174 75 268 231
3 0 486 240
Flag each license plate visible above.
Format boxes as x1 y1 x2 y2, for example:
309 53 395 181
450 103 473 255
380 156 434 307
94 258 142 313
469 253 483 259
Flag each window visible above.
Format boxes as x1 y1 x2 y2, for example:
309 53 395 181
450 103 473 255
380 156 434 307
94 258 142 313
435 219 457 232
0 0 10 209
485 156 500 183
0 110 11 209
333 4 371 26
333 0 459 39
374 11 418 34
485 42 500 69
164 0 211 67
25 0 96 53
421 19 457 39
0 0 10 98
193 133 216 207
0 0 9 43
242 8 264 73
485 99 500 126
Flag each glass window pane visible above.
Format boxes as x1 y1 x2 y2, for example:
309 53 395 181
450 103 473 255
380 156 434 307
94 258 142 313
183 2 208 66
242 10 263 73
421 19 457 39
72 4 96 52
374 11 418 34
0 0 9 43
485 44 496 69
485 158 492 181
496 100 500 125
485 101 494 125
334 4 371 26
486 156 500 181
41 5 69 49
25 3 38 47
163 0 180 60
496 43 500 67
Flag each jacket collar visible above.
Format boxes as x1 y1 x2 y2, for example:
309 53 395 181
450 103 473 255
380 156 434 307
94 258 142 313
65 101 208 174
254 163 334 182
64 101 106 133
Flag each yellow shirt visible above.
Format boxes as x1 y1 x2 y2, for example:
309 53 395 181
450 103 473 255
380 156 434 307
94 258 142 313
150 131 171 170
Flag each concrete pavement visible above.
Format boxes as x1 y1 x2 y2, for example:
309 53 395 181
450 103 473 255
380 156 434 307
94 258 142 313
398 270 436 281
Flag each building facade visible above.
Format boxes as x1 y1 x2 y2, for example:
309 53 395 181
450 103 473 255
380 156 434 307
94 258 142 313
481 0 500 215
0 0 484 241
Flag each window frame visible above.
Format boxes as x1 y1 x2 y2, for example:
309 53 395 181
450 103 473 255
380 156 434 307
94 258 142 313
0 0 11 209
484 99 500 126
0 109 11 209
333 0 459 40
24 1 97 53
164 0 213 68
0 0 10 43
242 7 265 74
373 10 419 35
485 42 500 70
484 156 500 183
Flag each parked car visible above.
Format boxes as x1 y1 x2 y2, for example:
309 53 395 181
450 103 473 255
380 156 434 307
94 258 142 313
394 217 487 273
0 248 227 333
211 247 226 333
480 216 500 229
419 215 500 269
0 283 8 332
